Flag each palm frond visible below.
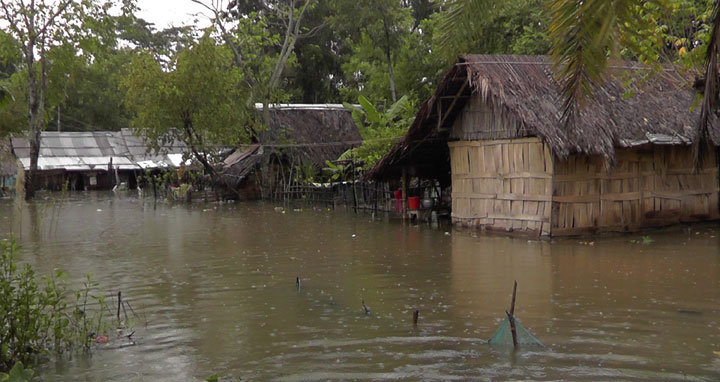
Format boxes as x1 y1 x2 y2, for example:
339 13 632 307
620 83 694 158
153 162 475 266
549 0 663 130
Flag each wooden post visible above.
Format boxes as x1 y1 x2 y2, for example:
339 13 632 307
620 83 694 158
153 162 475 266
117 291 122 321
510 280 517 316
108 158 114 188
401 167 408 221
506 310 518 350
508 281 518 350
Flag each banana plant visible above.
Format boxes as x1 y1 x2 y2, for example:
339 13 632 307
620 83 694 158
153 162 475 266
342 95 413 169
0 85 13 109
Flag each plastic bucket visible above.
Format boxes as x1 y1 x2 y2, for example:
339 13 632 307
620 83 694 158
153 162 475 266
408 196 421 210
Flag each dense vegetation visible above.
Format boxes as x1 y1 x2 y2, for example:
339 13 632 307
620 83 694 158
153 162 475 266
0 0 718 187
0 238 109 375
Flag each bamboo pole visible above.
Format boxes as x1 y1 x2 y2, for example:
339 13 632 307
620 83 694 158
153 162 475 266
507 281 518 350
401 167 408 221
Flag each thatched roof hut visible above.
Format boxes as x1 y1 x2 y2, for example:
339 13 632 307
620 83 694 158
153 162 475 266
255 104 362 166
218 104 361 198
369 55 719 236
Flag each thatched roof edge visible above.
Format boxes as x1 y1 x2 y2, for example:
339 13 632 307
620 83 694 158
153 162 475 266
367 54 716 180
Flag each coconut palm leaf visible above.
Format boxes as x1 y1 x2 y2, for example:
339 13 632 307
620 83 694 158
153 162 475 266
549 0 665 129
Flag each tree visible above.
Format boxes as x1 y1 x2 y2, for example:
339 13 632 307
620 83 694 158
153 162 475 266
0 0 103 199
332 0 414 103
124 35 255 187
435 0 550 58
191 0 321 125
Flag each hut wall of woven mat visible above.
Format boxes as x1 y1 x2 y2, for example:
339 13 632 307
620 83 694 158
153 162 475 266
449 138 553 236
450 138 718 236
552 145 719 235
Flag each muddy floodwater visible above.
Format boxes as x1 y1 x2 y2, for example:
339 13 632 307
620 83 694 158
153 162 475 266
1 193 719 381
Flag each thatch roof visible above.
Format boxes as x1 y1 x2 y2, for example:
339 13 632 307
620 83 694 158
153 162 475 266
256 104 362 167
367 54 718 180
221 144 263 187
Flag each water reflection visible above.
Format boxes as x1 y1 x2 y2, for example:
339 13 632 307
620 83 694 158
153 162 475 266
0 193 718 381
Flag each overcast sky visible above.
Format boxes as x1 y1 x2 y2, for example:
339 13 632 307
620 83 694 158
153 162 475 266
135 0 212 29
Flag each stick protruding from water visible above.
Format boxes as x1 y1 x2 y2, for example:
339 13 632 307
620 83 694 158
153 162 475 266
508 281 518 350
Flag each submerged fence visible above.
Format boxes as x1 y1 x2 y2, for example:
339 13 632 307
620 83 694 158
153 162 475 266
276 181 399 213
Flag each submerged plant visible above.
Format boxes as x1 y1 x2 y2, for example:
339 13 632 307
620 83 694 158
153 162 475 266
0 238 109 373
0 361 34 382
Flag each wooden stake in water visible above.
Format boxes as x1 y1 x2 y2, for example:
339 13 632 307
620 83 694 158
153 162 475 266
117 291 122 321
508 281 518 350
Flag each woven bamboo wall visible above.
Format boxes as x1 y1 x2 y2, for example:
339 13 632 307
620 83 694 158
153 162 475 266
449 138 553 235
552 145 719 235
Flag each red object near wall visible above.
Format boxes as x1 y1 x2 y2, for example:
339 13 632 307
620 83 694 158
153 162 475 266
408 196 421 210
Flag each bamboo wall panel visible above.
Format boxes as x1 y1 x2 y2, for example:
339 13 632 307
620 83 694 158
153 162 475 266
450 138 553 235
552 145 719 235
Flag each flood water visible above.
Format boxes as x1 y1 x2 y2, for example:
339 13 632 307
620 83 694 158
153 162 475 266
1 193 719 381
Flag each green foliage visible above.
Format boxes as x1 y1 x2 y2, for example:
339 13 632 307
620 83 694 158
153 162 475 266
547 0 669 126
0 362 34 382
293 161 318 185
435 0 550 58
323 159 351 182
342 95 414 169
0 85 12 109
124 34 256 169
0 238 109 373
332 0 445 106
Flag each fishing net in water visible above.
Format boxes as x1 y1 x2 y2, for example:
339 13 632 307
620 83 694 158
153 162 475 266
488 316 544 349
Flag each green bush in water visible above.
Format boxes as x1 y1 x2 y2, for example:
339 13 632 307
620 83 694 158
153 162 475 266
0 362 34 382
0 238 109 373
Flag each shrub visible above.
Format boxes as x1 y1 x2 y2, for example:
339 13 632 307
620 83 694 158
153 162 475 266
0 238 108 373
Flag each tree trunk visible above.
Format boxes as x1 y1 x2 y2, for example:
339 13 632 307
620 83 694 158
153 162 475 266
382 15 397 103
25 46 42 200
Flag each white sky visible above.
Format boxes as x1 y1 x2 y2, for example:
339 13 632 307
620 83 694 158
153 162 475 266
135 0 212 30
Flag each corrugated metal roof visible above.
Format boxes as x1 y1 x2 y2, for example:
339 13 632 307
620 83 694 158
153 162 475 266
618 132 693 147
254 103 354 111
11 130 191 171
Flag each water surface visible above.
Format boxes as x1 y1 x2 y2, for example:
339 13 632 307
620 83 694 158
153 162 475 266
1 193 719 381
